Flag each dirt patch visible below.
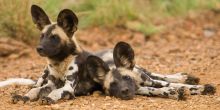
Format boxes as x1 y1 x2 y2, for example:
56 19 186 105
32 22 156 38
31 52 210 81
0 11 220 110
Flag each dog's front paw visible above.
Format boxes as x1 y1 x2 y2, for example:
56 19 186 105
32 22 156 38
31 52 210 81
11 95 23 104
39 97 55 105
11 95 30 104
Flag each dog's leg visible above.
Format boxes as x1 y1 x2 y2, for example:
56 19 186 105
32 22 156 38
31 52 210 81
39 64 78 105
139 73 215 95
144 79 216 95
134 66 200 84
12 80 56 104
33 66 49 87
136 86 185 100
11 66 56 104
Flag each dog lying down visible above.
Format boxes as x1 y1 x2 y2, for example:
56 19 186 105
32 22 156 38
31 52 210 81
6 5 215 105
85 42 216 100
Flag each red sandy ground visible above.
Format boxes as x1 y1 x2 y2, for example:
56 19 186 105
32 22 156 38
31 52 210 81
0 10 220 110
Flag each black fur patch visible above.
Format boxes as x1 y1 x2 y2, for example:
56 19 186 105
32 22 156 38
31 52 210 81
163 92 169 97
201 84 216 95
151 81 163 88
177 87 185 100
48 75 64 88
67 72 78 81
169 90 176 95
185 75 200 85
69 66 73 70
42 69 49 79
11 95 23 104
48 75 56 83
148 92 155 96
22 96 30 103
40 96 55 105
189 87 198 91
41 79 48 86
165 83 170 87
191 93 198 95
49 64 53 67
38 87 52 98
141 73 148 81
61 91 74 100
140 82 144 86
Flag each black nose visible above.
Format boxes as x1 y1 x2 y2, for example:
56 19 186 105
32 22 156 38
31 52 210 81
36 46 44 53
121 88 129 94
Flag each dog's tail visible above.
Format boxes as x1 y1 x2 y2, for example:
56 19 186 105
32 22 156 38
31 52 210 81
0 78 35 87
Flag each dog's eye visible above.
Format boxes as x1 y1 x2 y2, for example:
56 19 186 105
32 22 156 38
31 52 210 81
122 75 131 80
50 35 60 41
110 82 117 87
50 35 58 39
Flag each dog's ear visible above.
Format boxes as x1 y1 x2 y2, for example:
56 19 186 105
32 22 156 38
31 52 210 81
86 56 110 84
113 42 135 70
31 5 51 30
57 9 78 38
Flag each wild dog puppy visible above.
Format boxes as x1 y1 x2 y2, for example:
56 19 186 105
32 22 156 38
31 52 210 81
11 5 215 105
12 5 83 105
85 42 216 100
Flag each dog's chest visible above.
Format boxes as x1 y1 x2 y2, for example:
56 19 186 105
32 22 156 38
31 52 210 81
48 56 76 79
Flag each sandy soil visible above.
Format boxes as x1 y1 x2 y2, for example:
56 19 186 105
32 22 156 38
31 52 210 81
0 11 220 110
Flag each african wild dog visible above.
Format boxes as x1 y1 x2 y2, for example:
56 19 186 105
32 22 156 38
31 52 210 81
85 42 216 100
11 5 215 105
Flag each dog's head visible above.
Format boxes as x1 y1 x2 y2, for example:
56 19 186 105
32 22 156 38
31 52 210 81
86 42 138 100
31 5 80 61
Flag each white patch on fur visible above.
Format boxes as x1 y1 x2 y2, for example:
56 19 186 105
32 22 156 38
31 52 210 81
34 78 44 87
136 87 179 99
100 51 113 62
103 71 114 92
0 78 35 87
151 72 188 83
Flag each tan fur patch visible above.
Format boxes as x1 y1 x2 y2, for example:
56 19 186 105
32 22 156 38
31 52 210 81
103 72 114 92
52 25 69 42
47 55 76 78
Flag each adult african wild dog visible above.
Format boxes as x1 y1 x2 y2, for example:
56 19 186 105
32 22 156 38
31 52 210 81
11 5 215 104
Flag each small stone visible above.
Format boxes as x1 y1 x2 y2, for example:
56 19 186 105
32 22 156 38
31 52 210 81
51 104 61 110
92 91 102 97
216 97 220 102
105 96 111 100
203 28 216 38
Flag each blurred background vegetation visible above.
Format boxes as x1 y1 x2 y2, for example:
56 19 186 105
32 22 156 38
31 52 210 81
0 0 219 44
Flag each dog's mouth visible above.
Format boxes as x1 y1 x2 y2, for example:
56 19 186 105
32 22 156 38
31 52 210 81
119 94 134 100
38 52 47 57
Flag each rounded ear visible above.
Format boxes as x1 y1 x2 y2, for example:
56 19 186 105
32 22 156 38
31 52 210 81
113 42 135 70
31 5 51 30
86 56 110 84
57 9 78 38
